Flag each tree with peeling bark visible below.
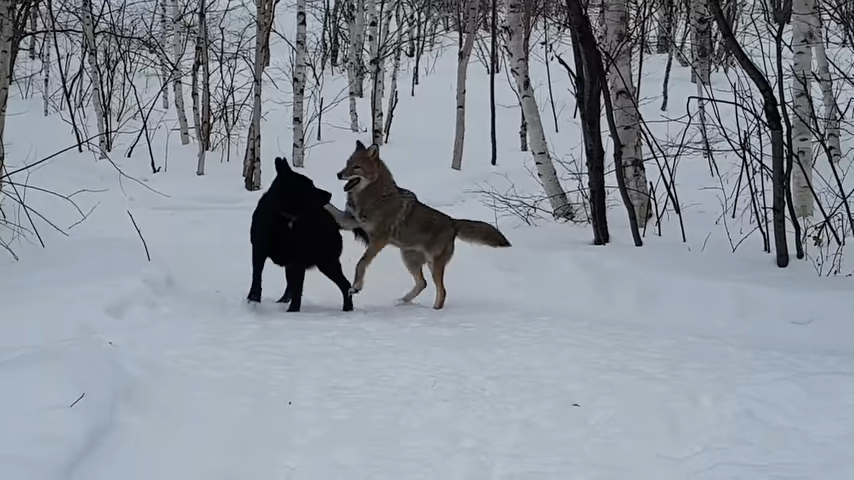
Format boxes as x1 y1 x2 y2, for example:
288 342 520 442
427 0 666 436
813 7 841 165
192 0 210 175
503 0 572 220
292 0 308 168
81 0 108 158
790 0 819 219
346 0 361 131
603 0 650 227
450 0 479 171
170 0 190 145
243 0 279 191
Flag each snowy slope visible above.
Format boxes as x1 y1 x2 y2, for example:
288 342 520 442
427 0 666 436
3 17 854 480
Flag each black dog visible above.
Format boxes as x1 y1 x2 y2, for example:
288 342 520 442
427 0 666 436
247 157 369 312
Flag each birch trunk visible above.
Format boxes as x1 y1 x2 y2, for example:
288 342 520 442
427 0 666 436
43 24 50 116
383 4 402 141
0 0 13 188
171 0 190 145
367 0 384 144
200 0 211 151
791 0 818 218
451 0 480 170
292 0 307 167
81 0 108 158
354 0 365 97
691 0 711 86
244 0 276 190
813 11 840 164
192 0 206 175
346 0 359 131
604 0 650 226
159 0 169 109
503 0 572 219
29 5 36 61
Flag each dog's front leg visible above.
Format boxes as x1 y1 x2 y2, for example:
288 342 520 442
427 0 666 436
350 237 388 295
247 245 266 303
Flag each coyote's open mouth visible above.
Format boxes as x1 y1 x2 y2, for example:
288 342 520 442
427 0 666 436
343 177 361 192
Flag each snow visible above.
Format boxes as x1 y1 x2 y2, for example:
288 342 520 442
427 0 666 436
3 19 854 480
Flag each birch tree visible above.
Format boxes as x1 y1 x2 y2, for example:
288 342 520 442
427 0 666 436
813 7 840 165
159 0 170 109
604 0 650 226
791 0 818 218
292 0 307 167
170 0 190 145
503 0 572 219
353 0 365 96
81 0 108 158
346 0 360 130
243 0 278 191
192 0 209 175
0 0 13 187
450 0 479 170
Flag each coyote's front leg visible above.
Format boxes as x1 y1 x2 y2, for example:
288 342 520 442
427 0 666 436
350 236 388 295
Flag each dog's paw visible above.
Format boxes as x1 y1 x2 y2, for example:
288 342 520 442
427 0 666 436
247 292 262 303
276 292 292 303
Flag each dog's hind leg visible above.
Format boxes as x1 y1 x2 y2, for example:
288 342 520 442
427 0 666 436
247 245 266 303
276 271 293 303
317 260 354 312
427 243 454 310
284 265 307 312
399 249 427 304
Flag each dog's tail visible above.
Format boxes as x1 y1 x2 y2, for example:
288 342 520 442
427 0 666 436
453 219 511 247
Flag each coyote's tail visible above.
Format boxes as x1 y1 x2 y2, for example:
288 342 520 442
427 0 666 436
453 219 512 247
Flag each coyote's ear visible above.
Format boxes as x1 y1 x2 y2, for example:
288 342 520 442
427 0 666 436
355 140 366 151
274 157 291 174
366 144 380 159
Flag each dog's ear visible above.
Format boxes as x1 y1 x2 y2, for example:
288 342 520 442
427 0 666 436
310 186 333 209
355 140 366 151
274 157 291 175
366 144 380 159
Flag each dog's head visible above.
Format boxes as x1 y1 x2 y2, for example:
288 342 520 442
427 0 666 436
336 140 384 193
269 156 332 217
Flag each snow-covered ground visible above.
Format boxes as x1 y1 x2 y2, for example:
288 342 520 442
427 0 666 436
3 19 854 479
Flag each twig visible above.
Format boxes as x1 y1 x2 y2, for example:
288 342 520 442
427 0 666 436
127 210 151 261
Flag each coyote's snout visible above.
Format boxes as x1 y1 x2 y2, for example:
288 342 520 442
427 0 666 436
338 140 511 310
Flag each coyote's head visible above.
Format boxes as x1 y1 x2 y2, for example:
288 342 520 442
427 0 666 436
337 140 386 193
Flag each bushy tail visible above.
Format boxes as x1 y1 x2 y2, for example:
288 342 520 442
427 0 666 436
453 219 511 247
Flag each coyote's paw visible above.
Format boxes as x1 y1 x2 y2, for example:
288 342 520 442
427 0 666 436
348 286 361 295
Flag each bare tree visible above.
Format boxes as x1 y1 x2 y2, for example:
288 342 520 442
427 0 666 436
504 0 571 219
292 0 308 167
170 0 190 145
450 0 479 170
243 0 278 190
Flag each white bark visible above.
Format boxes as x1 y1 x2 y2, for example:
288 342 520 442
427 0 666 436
346 0 360 131
42 24 50 117
604 0 650 226
813 14 841 164
192 0 207 175
366 0 384 144
244 0 276 190
81 0 108 158
353 0 365 97
691 0 711 86
171 0 190 145
791 0 818 218
450 0 479 170
159 0 170 109
292 0 307 167
383 4 402 140
0 0 13 185
200 0 211 153
502 0 571 219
